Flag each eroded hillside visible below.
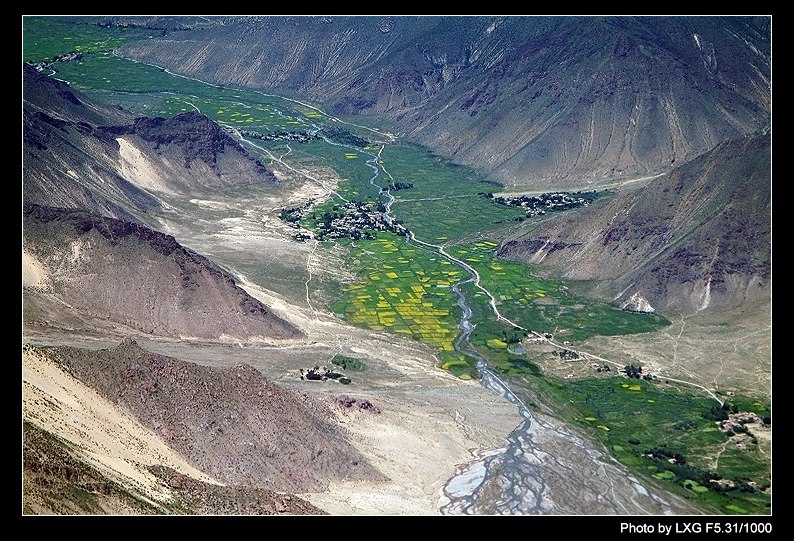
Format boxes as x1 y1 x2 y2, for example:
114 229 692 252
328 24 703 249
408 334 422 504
23 64 279 223
498 134 771 315
23 344 332 514
118 16 771 187
23 204 302 342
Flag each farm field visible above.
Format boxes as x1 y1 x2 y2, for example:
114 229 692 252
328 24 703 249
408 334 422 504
51 53 315 135
446 241 671 343
333 233 462 353
379 145 527 242
528 376 771 515
23 17 157 63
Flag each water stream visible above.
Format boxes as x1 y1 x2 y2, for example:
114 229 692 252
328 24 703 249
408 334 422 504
354 142 691 515
437 267 693 515
236 110 696 515
439 275 553 513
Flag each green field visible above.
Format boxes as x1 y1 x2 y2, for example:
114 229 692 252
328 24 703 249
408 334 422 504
531 375 771 514
438 351 479 379
287 140 384 201
332 232 462 352
22 18 330 138
23 17 158 63
51 54 316 135
379 145 527 241
448 241 671 342
469 317 542 378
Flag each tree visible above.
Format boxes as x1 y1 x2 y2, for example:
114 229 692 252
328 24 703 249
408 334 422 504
624 363 642 378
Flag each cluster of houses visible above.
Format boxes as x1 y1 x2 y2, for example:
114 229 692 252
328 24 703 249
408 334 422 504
487 190 598 216
390 182 413 191
279 200 409 242
591 362 612 373
719 411 765 440
30 51 83 72
299 366 351 384
312 201 409 241
239 129 317 143
556 348 580 360
621 363 656 380
279 200 313 225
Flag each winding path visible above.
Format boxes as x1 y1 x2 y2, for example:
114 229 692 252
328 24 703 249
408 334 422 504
304 239 320 319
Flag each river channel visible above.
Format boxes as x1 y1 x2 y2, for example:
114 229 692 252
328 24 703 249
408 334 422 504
356 147 695 514
437 255 703 515
243 114 700 515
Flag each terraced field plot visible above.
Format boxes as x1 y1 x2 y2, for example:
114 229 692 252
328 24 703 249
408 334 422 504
23 17 157 63
447 242 671 342
377 145 526 242
333 233 462 352
49 53 210 94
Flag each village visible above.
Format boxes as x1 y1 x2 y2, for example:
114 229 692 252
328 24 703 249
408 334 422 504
486 190 599 216
299 365 351 384
238 129 318 143
31 51 83 72
279 200 409 242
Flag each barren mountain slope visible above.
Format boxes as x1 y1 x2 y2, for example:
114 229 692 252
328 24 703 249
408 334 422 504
117 15 771 187
22 345 327 514
27 340 384 494
104 111 279 193
499 133 770 314
23 64 279 223
23 204 301 342
23 64 157 223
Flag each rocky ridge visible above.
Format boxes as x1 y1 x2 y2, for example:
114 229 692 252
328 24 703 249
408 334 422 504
118 16 771 188
498 133 771 314
23 204 302 341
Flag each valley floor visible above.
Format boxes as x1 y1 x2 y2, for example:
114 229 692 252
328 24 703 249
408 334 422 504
22 158 770 515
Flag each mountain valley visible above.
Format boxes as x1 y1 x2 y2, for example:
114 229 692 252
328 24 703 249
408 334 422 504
22 16 772 518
